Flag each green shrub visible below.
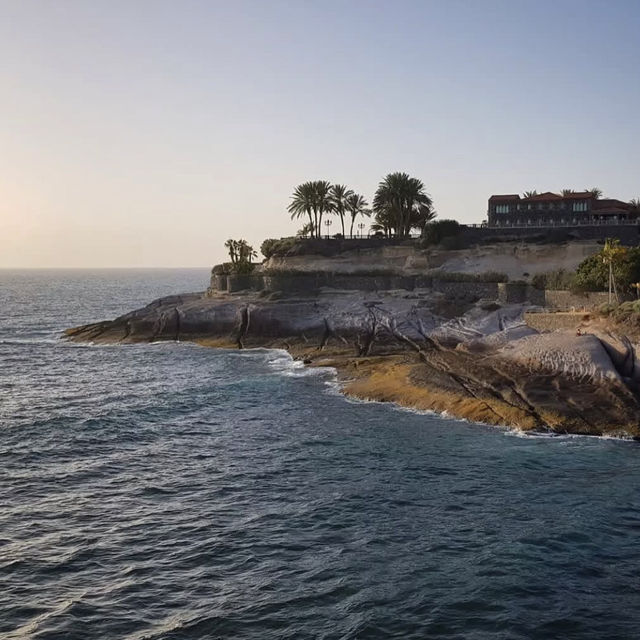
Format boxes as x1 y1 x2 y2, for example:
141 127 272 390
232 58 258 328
598 302 617 316
531 269 578 291
260 239 279 259
421 219 461 246
260 237 299 259
575 246 640 292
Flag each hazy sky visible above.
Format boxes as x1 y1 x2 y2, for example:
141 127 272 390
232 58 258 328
1 0 639 267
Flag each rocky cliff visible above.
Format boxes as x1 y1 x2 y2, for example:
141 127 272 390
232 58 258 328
66 286 640 438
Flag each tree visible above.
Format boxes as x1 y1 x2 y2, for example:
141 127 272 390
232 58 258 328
601 238 626 303
329 184 353 236
288 180 334 237
313 180 334 236
225 238 256 273
373 172 433 238
522 190 538 198
345 193 370 236
561 189 575 196
586 187 603 199
574 242 640 298
296 222 314 237
225 238 239 264
235 239 257 264
288 182 317 237
422 219 460 245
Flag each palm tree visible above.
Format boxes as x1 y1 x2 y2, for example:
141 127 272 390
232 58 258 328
329 184 353 236
313 180 334 236
345 193 370 237
370 207 393 237
288 182 316 237
236 239 257 264
522 190 538 198
225 239 239 264
412 203 437 232
373 172 433 238
586 187 603 199
561 189 575 196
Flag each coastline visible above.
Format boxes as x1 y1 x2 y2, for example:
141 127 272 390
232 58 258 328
65 290 640 440
194 337 637 437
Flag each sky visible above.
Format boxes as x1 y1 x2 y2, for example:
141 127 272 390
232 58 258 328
1 0 639 268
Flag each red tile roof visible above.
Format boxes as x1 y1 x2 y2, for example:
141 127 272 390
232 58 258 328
522 192 562 201
559 191 594 200
593 199 631 210
489 194 520 201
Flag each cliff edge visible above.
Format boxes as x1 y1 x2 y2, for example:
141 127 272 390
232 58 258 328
66 286 640 438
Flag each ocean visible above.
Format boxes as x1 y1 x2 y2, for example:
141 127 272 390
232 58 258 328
1 269 639 639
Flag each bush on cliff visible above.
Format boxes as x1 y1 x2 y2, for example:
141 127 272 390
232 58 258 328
421 219 460 246
575 246 640 292
531 269 578 291
260 237 299 259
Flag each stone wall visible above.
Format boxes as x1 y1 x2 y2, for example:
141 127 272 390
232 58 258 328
432 280 499 300
524 312 591 332
226 274 264 293
460 224 640 246
542 290 613 311
206 269 618 311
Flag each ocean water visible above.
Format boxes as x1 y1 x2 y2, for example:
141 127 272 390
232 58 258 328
1 269 640 640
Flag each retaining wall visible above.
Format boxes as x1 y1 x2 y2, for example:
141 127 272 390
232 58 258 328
524 312 591 332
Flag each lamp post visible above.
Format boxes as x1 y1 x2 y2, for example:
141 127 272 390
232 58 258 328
357 222 365 238
324 219 332 239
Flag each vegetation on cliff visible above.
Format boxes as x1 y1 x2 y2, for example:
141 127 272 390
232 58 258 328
287 172 435 239
533 240 640 300
288 180 370 238
371 172 435 238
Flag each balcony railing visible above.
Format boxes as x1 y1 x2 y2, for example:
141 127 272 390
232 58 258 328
487 219 639 229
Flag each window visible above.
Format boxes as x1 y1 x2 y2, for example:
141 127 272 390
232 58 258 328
495 204 510 214
572 201 588 212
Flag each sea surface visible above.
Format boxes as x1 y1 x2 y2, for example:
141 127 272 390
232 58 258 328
1 269 640 640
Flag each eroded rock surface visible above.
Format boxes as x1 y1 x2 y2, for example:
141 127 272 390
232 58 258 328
65 289 640 438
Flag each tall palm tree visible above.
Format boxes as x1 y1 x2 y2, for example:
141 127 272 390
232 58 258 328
370 207 393 237
236 239 257 264
522 190 538 198
288 182 316 237
586 187 603 199
329 184 354 236
373 172 433 238
224 239 239 263
313 180 334 236
345 193 370 237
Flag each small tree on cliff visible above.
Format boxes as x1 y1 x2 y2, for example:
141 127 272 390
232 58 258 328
225 239 257 273
601 238 626 303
